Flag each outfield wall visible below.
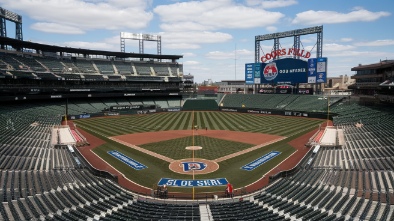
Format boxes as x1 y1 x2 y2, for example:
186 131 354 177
63 107 181 120
219 107 334 120
63 106 332 121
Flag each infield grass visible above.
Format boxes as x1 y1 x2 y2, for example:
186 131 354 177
140 135 253 160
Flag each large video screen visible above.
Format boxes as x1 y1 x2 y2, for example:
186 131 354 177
260 58 308 84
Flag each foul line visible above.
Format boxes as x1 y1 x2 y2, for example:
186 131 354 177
109 137 174 163
91 150 151 191
213 137 287 163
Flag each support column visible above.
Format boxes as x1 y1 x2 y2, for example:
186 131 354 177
255 39 260 63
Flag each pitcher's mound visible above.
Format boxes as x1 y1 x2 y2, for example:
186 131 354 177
169 158 219 175
185 146 202 150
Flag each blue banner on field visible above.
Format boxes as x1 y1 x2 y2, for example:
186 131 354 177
241 151 281 171
158 178 228 187
108 150 147 170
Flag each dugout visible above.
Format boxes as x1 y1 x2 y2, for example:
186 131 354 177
182 99 219 111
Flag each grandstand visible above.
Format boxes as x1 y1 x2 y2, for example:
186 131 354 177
1 91 394 220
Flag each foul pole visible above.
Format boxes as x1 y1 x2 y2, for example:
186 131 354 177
192 110 195 200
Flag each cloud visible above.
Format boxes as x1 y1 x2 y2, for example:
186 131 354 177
322 43 356 52
261 0 298 8
205 49 254 60
160 22 214 32
325 50 394 59
184 60 200 65
1 0 153 33
245 0 297 8
30 22 85 34
165 43 201 49
160 31 233 49
340 38 353 42
61 41 116 51
354 39 394 47
292 8 390 25
154 0 284 31
182 52 197 57
266 26 277 32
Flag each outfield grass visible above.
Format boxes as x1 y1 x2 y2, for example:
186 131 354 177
75 112 321 137
76 111 324 193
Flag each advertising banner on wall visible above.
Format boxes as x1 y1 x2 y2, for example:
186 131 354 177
260 58 308 84
316 57 328 83
245 63 255 85
307 58 317 83
253 63 261 84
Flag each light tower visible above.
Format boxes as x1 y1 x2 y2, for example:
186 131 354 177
120 32 161 58
0 7 23 50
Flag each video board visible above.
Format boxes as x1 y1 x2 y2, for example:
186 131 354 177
260 58 308 84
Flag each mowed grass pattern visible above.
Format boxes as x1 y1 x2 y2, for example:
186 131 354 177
140 135 253 160
75 111 322 136
75 112 324 192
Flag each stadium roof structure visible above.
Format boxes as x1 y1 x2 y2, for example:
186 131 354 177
351 60 394 71
0 36 183 60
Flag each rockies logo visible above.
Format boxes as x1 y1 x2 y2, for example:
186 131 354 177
181 162 207 172
263 62 278 81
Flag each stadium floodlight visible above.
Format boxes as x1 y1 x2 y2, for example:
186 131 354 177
0 7 23 48
120 32 161 55
0 7 22 23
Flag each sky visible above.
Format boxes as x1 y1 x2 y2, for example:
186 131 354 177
1 0 393 83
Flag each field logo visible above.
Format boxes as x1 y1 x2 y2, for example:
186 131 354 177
181 162 207 172
158 178 228 187
263 62 278 81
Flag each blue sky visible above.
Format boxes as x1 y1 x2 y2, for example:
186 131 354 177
1 0 393 83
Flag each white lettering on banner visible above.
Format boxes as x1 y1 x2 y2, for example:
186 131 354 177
159 178 228 187
248 153 277 167
167 108 180 112
166 180 175 186
279 68 306 74
222 109 237 112
108 150 147 170
241 151 281 171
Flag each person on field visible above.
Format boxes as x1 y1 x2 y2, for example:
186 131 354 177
225 183 233 198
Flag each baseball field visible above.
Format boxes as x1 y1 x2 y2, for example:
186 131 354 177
74 111 324 194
